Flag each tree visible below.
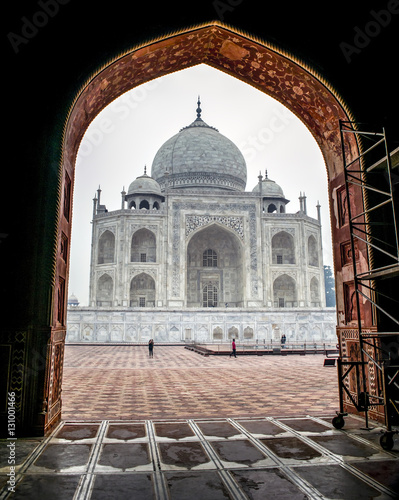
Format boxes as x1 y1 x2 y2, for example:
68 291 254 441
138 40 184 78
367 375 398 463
324 265 336 307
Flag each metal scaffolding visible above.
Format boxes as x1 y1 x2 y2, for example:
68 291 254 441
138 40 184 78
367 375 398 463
334 121 399 450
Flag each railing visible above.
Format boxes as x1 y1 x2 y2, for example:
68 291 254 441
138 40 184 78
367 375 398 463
186 340 338 354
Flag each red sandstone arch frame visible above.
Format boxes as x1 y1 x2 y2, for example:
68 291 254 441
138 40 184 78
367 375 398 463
48 22 371 433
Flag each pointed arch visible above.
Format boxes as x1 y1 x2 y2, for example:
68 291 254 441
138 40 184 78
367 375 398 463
267 203 277 213
139 200 150 210
61 20 363 333
98 230 115 264
273 274 297 308
308 235 319 267
310 276 320 306
130 272 156 307
131 228 156 263
187 223 243 307
96 273 113 306
33 21 369 435
64 23 358 176
272 231 295 264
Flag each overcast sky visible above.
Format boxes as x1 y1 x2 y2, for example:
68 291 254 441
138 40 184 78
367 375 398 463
70 64 333 306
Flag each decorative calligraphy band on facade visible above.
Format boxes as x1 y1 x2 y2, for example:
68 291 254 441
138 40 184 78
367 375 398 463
157 171 246 192
186 215 245 240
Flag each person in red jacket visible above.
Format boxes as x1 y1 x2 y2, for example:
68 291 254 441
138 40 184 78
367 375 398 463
229 338 237 358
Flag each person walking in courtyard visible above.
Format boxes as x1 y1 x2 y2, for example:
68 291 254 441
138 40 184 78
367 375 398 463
148 339 154 358
229 338 237 358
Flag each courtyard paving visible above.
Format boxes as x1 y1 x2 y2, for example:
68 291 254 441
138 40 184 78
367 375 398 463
62 345 339 421
2 416 399 499
2 346 398 499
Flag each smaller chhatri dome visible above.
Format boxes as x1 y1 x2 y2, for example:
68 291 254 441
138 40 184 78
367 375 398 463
128 166 162 196
252 170 285 198
68 294 79 306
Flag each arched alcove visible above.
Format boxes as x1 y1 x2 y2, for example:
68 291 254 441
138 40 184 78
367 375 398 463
186 223 243 307
310 276 320 306
97 230 115 264
273 274 297 308
96 273 113 306
130 272 156 307
139 200 150 210
268 203 277 213
131 228 156 263
308 235 319 267
272 231 295 265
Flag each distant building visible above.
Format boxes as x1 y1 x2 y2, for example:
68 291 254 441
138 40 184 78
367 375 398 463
67 294 80 307
67 101 336 343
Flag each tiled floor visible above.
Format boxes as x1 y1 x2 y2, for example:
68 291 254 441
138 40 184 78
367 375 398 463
61 345 340 420
1 346 398 499
1 416 398 499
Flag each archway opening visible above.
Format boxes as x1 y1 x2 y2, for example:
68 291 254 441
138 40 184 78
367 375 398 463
130 272 156 307
97 230 115 264
96 274 113 307
308 235 319 267
310 276 321 307
271 231 296 265
131 229 156 263
53 22 364 431
187 224 244 308
267 204 277 213
273 274 297 308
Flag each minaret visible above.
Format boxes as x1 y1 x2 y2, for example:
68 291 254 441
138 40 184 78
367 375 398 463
92 193 98 218
299 192 303 212
258 171 263 196
316 201 321 223
89 191 98 306
121 187 126 209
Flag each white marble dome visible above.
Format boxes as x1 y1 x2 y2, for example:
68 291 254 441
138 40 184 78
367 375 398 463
128 172 162 195
252 175 285 198
151 102 247 192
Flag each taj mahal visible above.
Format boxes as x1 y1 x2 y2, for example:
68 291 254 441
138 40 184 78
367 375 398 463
66 100 336 343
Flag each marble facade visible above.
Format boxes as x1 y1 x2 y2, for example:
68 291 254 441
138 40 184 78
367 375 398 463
66 307 336 343
67 104 335 344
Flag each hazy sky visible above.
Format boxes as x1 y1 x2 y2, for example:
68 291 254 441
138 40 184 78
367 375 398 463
70 64 333 305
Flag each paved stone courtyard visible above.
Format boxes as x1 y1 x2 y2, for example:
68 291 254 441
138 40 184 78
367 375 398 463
2 416 398 499
2 346 398 499
62 345 340 421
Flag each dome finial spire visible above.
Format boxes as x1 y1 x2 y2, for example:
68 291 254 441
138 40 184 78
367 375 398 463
196 96 202 119
144 165 147 175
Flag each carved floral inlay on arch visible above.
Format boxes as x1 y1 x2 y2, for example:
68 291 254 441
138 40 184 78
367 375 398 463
64 23 358 181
